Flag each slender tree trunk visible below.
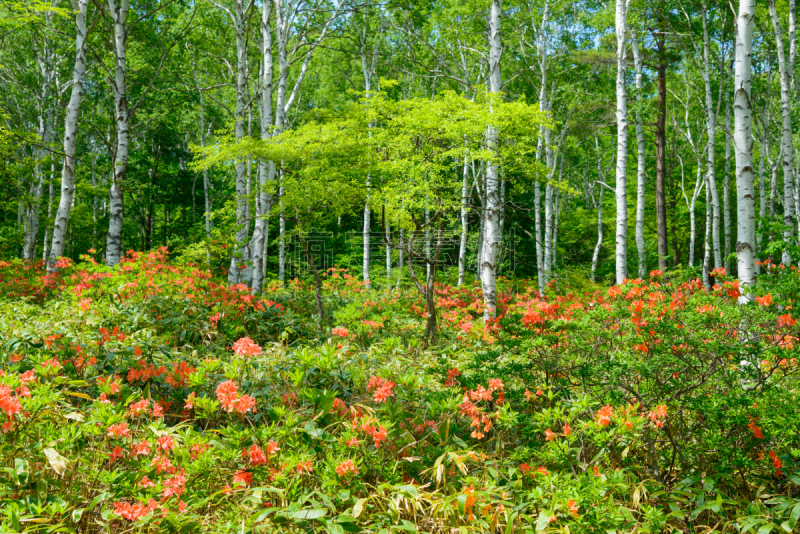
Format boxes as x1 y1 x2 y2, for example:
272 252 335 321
631 32 646 277
724 104 732 273
47 0 90 272
685 163 704 267
591 186 604 283
364 182 371 287
703 180 712 287
397 228 404 289
104 0 131 267
733 0 757 293
251 0 274 293
43 156 55 261
385 220 391 282
279 182 285 284
479 0 502 319
425 207 431 281
701 3 722 268
769 0 796 265
225 0 249 284
614 0 629 283
756 110 768 272
656 34 669 270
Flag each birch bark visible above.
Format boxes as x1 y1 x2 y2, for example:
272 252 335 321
103 0 131 266
701 3 722 268
733 0 757 293
631 31 646 277
250 0 274 293
613 0 629 283
47 0 90 271
724 104 732 273
480 0 502 320
768 0 795 265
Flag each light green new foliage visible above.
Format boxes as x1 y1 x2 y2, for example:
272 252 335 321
192 86 550 234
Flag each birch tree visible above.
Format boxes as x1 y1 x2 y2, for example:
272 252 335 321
613 0 629 283
733 0 756 292
631 31 646 277
699 2 723 269
46 0 90 271
480 0 502 320
768 0 795 265
250 0 273 293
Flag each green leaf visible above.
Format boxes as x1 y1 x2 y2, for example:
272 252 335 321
457 493 466 516
789 504 800 528
288 508 328 520
536 510 553 532
353 498 368 518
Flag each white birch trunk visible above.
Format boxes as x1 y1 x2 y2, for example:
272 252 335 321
251 0 274 293
47 0 89 272
682 160 704 267
756 112 768 273
543 124 554 288
631 32 646 277
480 0 502 320
701 3 722 268
425 207 431 281
724 104 732 273
43 157 55 261
703 180 712 286
591 186 604 283
25 24 55 261
278 182 285 284
364 181 371 287
104 0 131 267
614 0 629 283
733 0 757 293
360 24 378 289
224 0 249 284
533 0 549 294
769 0 796 265
385 221 391 281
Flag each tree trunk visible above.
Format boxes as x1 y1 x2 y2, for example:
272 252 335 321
703 180 712 287
631 32 646 278
769 0 796 265
251 0 274 293
225 0 249 284
363 184 371 287
701 3 722 269
480 0 502 319
655 34 669 270
733 0 757 294
591 186 604 283
724 103 732 273
614 0 629 284
47 0 90 272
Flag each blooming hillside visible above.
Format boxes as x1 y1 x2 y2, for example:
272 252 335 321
1 252 800 533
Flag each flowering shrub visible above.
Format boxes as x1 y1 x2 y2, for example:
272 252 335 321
1 255 800 532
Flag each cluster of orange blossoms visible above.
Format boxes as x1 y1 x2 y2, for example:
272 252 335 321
215 380 256 414
232 336 261 357
366 376 395 403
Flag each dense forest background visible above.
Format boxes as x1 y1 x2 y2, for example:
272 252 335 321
0 0 793 290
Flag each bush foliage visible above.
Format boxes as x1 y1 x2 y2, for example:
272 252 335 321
1 252 800 533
